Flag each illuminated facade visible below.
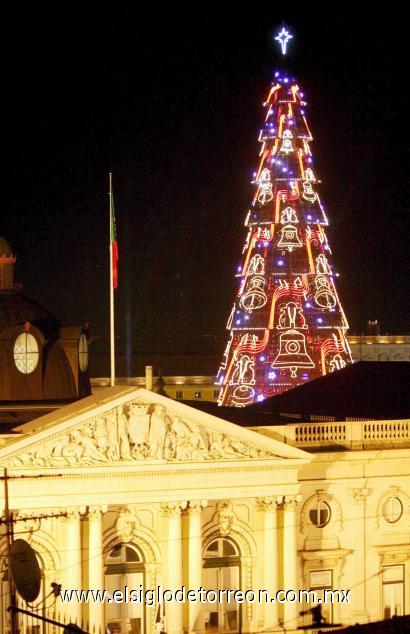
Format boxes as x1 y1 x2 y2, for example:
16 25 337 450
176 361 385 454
217 73 352 407
1 386 409 633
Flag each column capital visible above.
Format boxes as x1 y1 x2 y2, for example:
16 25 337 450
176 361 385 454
350 487 371 503
88 505 108 520
188 500 207 516
283 494 302 509
161 500 188 516
256 495 283 511
63 506 87 521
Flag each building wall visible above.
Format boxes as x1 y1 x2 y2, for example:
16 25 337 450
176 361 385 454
91 337 410 403
1 417 409 633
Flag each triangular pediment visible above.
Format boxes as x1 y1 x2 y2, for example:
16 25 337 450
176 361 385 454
0 387 309 468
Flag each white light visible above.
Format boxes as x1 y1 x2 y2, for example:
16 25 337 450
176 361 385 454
275 27 293 55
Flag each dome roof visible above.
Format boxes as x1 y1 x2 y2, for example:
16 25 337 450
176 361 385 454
0 236 13 256
0 290 60 337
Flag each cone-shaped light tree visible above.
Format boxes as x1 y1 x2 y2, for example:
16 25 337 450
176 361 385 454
217 28 352 407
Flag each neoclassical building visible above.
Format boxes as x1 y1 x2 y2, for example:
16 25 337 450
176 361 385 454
0 380 409 634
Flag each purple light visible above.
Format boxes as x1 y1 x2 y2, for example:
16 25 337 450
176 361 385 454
278 260 284 266
307 157 313 163
282 167 288 173
237 266 242 272
268 371 276 379
259 355 266 362
245 315 250 320
284 77 289 83
301 110 305 115
336 272 340 277
275 71 279 77
305 302 312 308
263 240 269 246
236 319 241 325
257 394 265 402
317 317 323 324
307 214 312 220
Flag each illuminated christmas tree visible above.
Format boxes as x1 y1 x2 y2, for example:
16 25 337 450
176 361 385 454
217 28 352 407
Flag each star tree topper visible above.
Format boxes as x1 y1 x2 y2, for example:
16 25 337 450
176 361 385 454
275 27 293 55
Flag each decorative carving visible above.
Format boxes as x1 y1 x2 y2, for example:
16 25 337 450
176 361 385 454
5 401 280 467
351 488 371 503
217 501 235 536
116 505 140 539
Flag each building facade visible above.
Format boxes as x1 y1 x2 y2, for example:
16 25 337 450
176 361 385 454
90 336 410 404
0 386 409 633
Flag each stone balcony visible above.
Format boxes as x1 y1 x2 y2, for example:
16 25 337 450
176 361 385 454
253 418 410 451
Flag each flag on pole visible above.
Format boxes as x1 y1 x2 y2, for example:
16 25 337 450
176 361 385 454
110 176 119 289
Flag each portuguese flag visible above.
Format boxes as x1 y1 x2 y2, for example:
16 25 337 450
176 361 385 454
110 174 119 289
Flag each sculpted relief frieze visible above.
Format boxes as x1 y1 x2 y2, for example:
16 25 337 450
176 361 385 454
4 402 280 467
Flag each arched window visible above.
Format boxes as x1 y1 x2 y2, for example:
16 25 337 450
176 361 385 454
203 538 240 633
105 543 145 634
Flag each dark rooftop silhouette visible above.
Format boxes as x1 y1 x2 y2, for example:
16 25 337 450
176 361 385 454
185 362 410 425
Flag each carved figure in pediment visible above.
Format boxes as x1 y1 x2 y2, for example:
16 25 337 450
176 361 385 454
148 404 168 459
69 428 108 463
209 433 236 458
106 411 120 461
94 417 108 452
118 406 132 460
127 405 150 445
167 416 208 461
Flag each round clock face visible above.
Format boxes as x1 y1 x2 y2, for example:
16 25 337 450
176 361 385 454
14 332 39 374
78 333 89 372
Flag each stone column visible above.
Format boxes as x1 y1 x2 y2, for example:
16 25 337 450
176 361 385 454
62 508 84 626
88 505 107 634
188 501 207 634
350 488 371 622
283 496 300 632
162 501 187 634
258 497 282 630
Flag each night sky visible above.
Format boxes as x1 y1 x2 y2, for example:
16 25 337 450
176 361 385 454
0 9 408 363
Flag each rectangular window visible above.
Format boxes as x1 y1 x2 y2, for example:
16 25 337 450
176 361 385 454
176 391 183 399
309 569 333 625
382 565 404 619
195 391 202 399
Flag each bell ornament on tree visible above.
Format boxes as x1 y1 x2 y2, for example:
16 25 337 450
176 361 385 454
279 129 294 154
272 329 315 378
277 224 302 251
302 180 317 203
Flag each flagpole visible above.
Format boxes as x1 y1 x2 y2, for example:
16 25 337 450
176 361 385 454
109 172 115 386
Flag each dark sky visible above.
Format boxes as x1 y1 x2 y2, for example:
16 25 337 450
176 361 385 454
0 9 408 359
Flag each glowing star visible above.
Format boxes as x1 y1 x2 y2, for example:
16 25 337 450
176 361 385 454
275 27 293 55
